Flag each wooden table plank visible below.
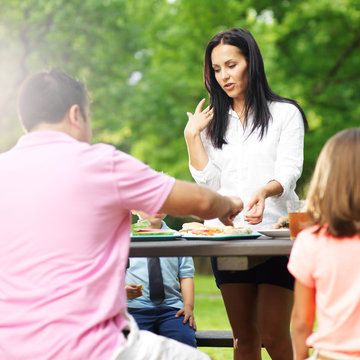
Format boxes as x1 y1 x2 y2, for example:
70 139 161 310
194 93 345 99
129 236 293 258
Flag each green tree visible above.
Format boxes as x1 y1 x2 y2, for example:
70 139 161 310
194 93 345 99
1 0 359 197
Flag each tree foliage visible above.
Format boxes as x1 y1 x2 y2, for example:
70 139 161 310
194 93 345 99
1 0 359 199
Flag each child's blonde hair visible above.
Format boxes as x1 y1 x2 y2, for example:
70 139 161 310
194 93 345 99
307 128 360 237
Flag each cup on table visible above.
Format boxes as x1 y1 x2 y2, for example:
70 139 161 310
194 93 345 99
287 200 310 240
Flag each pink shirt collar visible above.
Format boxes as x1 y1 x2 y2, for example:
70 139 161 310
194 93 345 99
15 130 78 148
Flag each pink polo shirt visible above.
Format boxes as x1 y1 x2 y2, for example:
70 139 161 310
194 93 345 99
0 131 175 360
288 226 360 357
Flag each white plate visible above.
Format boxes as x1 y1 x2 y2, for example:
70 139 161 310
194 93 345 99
181 233 261 241
258 229 290 238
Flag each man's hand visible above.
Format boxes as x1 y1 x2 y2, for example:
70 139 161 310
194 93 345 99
219 196 244 226
160 181 244 225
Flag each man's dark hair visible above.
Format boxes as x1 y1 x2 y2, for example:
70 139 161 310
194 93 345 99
18 68 89 131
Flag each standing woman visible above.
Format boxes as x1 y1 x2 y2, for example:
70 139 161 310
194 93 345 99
184 28 308 360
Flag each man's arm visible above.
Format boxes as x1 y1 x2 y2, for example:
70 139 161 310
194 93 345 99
159 180 243 226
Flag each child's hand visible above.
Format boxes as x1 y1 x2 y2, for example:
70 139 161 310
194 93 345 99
125 283 143 300
175 305 197 330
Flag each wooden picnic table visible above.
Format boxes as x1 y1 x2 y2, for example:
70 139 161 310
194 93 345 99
129 234 294 347
129 235 293 258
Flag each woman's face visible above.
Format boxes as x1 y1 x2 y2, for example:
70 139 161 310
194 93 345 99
211 43 248 102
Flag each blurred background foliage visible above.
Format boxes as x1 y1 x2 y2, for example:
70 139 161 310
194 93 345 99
1 0 359 229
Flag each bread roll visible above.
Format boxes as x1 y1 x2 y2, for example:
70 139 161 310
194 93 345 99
179 222 206 232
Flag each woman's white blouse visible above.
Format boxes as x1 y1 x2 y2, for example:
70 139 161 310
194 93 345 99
189 101 305 230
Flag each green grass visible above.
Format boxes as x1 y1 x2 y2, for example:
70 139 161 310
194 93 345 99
194 274 271 360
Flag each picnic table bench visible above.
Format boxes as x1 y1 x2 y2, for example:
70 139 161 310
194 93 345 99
195 330 233 347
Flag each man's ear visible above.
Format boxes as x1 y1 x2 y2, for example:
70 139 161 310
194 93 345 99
67 104 82 129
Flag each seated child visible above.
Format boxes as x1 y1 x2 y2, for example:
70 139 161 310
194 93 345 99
288 128 360 360
126 211 197 348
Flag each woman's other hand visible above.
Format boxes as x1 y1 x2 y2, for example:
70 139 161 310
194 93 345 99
245 180 284 225
245 189 266 225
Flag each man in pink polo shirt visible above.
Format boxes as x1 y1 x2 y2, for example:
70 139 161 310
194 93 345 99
0 69 243 360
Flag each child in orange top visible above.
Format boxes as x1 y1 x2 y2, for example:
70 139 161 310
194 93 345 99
288 128 360 360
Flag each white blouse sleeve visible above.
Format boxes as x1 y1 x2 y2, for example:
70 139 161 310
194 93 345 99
188 131 221 191
273 104 305 198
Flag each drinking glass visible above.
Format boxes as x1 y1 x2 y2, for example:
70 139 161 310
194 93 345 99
287 200 310 240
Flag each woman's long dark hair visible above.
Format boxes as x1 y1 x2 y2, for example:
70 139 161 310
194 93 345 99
204 28 308 148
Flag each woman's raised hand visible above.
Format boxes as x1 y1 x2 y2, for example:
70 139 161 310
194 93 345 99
185 98 213 137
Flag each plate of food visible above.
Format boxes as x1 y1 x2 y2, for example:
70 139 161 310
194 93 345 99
131 229 182 241
130 220 182 241
179 222 261 240
258 216 290 238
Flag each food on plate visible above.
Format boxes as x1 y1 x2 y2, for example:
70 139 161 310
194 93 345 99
270 216 289 229
130 219 151 233
179 222 252 236
179 222 207 231
130 219 175 236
